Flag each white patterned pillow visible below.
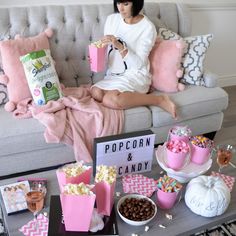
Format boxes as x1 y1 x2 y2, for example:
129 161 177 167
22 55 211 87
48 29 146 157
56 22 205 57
0 63 8 105
0 82 8 105
158 28 213 86
0 58 8 105
0 36 10 105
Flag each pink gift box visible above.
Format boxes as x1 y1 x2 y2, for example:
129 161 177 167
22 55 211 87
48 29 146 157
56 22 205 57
60 193 96 232
56 167 92 192
95 181 116 216
89 44 107 72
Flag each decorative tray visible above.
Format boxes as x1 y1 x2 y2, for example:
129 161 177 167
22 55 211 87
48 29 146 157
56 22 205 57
155 145 212 183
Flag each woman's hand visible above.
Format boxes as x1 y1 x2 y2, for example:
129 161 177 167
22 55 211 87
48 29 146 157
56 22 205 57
101 35 123 50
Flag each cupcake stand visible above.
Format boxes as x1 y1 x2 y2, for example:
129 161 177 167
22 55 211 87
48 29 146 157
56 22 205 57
156 144 213 183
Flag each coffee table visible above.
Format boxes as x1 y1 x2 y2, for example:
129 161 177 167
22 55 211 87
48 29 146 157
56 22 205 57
0 152 236 236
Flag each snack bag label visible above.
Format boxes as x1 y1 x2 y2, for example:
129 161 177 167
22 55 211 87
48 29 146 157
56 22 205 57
42 82 60 103
20 49 63 105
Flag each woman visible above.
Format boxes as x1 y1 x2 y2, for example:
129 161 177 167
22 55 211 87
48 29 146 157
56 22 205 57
91 0 177 118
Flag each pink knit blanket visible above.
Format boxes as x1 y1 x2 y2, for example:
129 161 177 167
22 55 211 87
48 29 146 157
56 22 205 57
13 86 124 163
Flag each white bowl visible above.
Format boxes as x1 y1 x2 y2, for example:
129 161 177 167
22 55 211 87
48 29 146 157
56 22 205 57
117 194 157 226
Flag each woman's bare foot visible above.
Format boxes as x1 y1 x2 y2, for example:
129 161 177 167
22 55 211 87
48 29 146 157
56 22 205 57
156 95 177 119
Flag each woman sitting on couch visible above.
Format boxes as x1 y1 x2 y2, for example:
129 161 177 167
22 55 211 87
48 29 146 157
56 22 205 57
90 0 177 118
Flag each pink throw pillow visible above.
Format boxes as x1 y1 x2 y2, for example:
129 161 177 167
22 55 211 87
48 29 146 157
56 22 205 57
0 28 53 112
149 38 186 93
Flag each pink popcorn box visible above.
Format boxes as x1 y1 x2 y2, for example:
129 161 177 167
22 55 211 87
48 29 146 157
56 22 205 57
88 44 107 72
60 193 96 232
56 167 92 192
94 181 116 216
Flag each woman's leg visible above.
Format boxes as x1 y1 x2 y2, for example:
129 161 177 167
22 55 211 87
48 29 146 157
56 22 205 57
90 86 105 102
103 91 177 118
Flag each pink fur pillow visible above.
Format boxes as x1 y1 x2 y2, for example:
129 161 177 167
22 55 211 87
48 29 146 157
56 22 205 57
0 28 53 112
149 38 186 93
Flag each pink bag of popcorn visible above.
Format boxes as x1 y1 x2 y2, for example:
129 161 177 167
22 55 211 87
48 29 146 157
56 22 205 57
89 40 107 72
60 183 96 232
94 165 117 216
56 162 92 192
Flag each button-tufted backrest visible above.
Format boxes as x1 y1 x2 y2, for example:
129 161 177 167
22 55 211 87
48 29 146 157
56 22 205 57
0 2 191 87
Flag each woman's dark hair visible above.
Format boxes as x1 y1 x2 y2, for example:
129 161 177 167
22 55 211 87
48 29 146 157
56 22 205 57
114 0 144 17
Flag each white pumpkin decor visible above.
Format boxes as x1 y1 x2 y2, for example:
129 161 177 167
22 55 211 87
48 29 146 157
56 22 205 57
185 175 231 217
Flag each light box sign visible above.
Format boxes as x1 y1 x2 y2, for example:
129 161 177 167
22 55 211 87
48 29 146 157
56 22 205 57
93 130 155 177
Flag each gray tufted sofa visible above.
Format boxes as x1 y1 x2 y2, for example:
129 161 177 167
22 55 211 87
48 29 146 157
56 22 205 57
0 2 228 179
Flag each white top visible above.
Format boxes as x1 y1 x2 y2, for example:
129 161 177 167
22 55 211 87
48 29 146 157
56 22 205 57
93 13 157 93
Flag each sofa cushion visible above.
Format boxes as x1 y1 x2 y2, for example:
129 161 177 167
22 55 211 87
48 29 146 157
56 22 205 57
124 106 152 132
158 28 213 86
150 86 228 127
0 106 65 157
0 104 151 157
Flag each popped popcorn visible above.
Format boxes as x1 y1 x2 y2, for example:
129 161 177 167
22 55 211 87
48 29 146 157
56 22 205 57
166 140 189 154
91 40 105 48
59 162 90 177
63 183 94 195
95 165 117 184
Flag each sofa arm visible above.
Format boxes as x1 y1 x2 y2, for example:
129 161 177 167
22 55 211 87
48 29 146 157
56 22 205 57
202 70 219 88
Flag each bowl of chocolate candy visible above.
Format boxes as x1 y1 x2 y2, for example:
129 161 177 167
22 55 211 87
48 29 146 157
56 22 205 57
117 194 157 226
